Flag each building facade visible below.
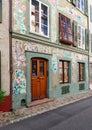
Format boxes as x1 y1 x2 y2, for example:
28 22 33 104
0 0 11 111
10 0 89 109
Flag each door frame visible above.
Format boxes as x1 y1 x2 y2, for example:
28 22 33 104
26 51 52 104
31 58 47 101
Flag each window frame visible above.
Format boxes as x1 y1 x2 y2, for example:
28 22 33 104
77 24 85 49
59 60 70 84
30 0 49 37
78 62 85 82
59 13 73 45
76 0 85 13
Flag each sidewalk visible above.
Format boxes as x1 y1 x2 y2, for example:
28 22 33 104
0 90 92 127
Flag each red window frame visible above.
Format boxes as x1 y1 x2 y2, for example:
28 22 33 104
78 63 85 81
59 61 69 84
59 13 73 45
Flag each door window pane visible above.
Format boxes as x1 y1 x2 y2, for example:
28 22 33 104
32 60 37 76
40 61 44 76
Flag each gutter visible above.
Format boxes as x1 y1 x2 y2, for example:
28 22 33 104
9 0 13 111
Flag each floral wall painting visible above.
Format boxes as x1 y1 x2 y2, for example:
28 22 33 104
13 69 26 95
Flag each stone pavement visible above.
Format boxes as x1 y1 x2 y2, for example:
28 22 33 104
0 90 92 127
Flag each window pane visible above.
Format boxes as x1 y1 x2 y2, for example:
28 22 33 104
41 25 48 35
82 28 85 49
64 62 69 82
32 60 37 76
41 4 48 36
77 0 81 9
31 0 39 33
78 25 82 47
64 68 69 82
59 62 63 83
40 61 44 76
81 0 84 12
62 24 67 39
79 63 84 81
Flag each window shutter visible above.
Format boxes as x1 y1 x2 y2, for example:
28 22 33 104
90 33 92 53
59 13 62 42
85 0 88 16
0 0 2 23
73 20 77 47
85 29 89 51
90 6 92 22
72 0 76 6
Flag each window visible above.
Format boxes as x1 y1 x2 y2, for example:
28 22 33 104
30 0 49 37
90 5 92 22
59 61 70 83
77 0 85 12
78 62 85 81
91 34 92 53
90 64 92 82
59 13 73 44
77 25 85 49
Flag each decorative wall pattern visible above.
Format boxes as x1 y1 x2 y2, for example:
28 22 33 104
13 0 26 34
13 69 26 94
14 41 26 68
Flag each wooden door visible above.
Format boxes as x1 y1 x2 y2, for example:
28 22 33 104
31 58 47 101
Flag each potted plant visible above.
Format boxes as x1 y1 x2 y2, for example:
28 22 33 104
0 89 5 102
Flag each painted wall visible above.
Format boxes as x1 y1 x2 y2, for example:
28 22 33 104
12 0 88 43
0 0 10 95
12 38 89 109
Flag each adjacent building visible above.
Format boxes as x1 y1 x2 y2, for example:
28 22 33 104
0 0 11 111
88 0 92 89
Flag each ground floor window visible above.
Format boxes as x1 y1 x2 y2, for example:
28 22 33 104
78 62 85 81
59 61 70 83
90 63 92 82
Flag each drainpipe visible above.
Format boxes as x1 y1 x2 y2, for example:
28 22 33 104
88 0 90 90
9 0 13 111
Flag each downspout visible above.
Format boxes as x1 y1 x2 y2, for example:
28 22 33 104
9 0 13 111
88 0 90 90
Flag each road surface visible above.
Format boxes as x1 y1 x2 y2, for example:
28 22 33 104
1 96 92 130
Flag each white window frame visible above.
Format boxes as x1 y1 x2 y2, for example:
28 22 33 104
30 0 49 37
77 0 85 13
77 24 85 49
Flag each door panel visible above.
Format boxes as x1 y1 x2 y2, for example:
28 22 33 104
31 58 47 101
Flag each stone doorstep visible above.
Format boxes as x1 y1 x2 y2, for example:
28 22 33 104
26 98 54 108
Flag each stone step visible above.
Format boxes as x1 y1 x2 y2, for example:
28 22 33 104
27 98 54 107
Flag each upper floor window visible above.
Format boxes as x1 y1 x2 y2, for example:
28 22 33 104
30 0 49 37
77 0 85 12
59 61 70 83
78 62 85 81
59 13 73 45
77 25 85 49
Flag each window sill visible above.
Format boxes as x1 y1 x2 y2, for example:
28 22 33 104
59 39 73 45
29 31 50 40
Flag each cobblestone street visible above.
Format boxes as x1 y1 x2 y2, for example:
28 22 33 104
0 90 92 127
